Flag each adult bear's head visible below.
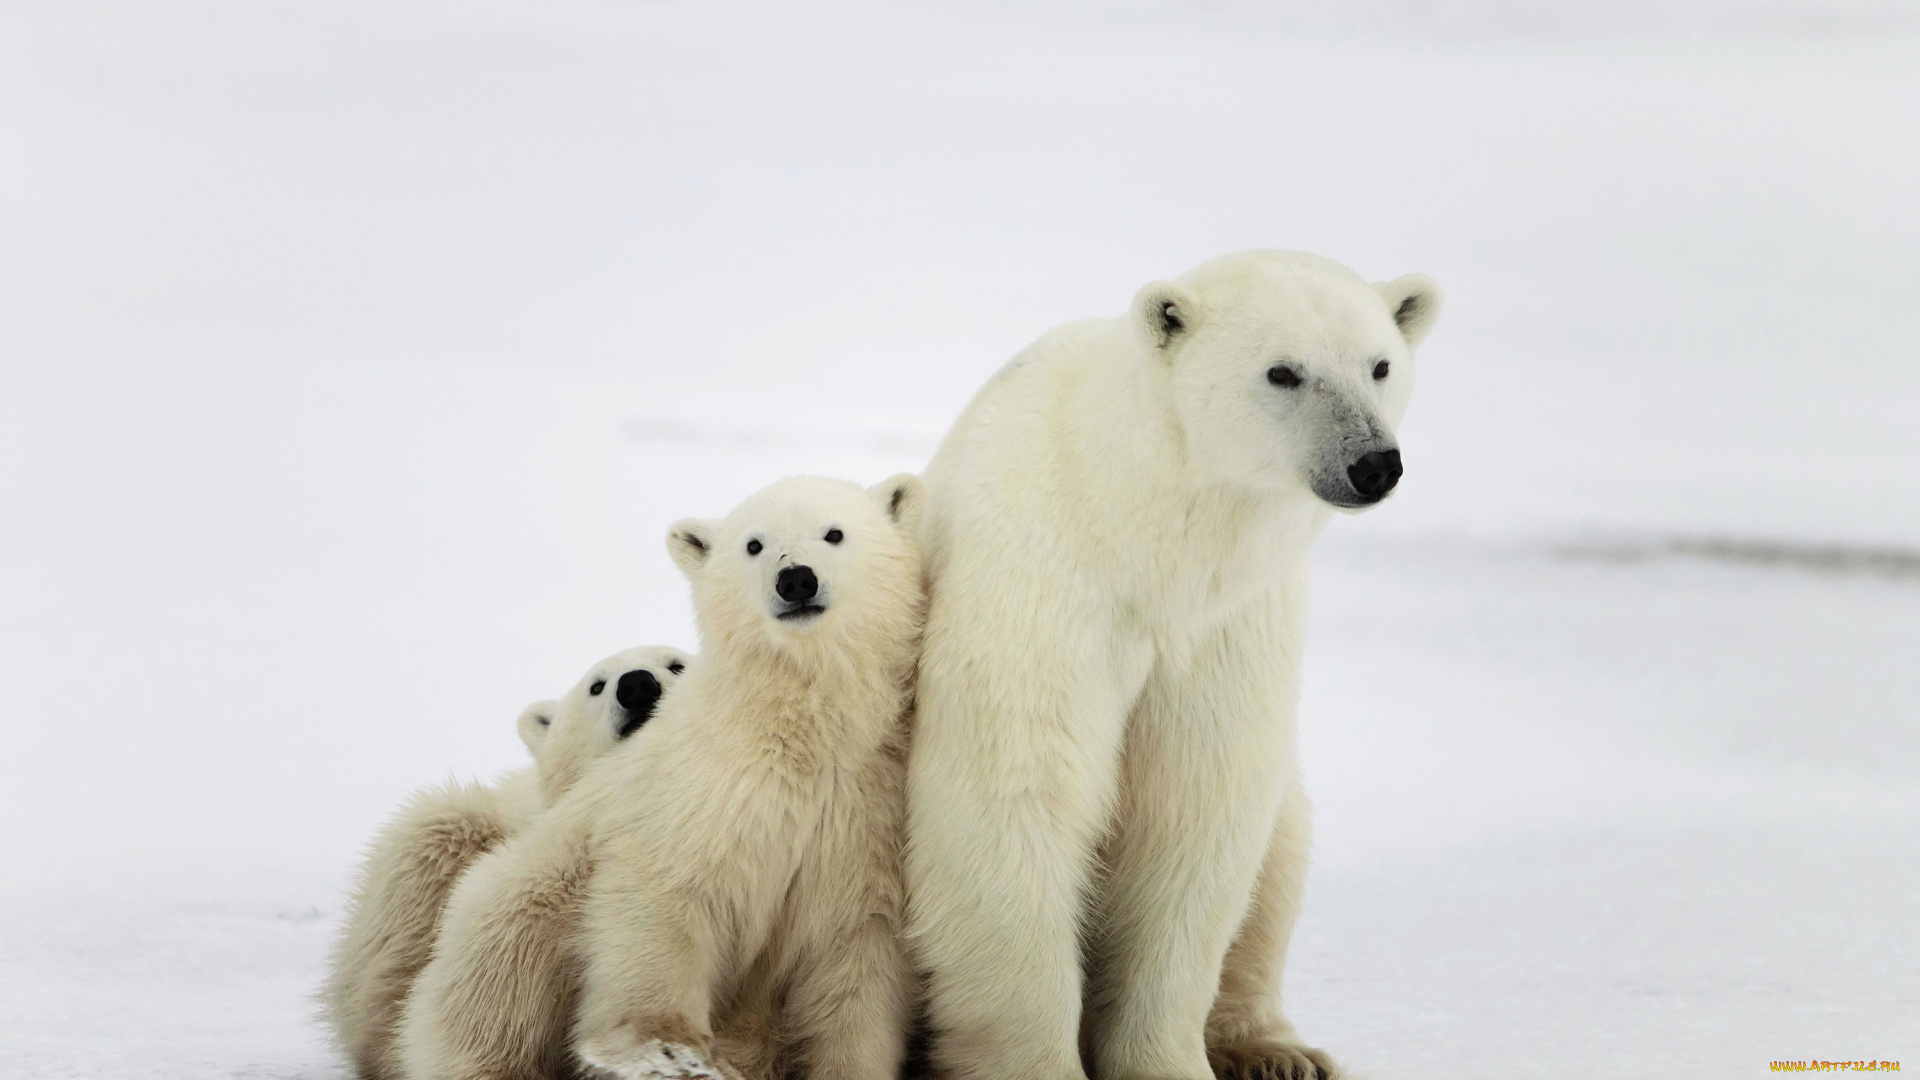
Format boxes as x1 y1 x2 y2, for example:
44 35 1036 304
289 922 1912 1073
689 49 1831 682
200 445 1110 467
1131 250 1441 509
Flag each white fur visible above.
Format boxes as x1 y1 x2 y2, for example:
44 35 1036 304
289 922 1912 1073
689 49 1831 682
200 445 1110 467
526 645 695 810
606 1039 740 1080
323 647 691 1080
905 251 1441 1080
399 475 926 1080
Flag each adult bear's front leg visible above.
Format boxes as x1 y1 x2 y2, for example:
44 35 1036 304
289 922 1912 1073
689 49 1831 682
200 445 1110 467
1204 780 1339 1080
906 585 1150 1080
1084 588 1333 1080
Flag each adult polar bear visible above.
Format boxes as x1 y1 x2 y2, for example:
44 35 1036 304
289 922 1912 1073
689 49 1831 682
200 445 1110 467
907 250 1440 1080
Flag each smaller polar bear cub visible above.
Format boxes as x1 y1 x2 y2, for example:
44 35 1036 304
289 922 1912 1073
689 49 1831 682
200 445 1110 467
322 646 691 1080
398 475 925 1080
519 646 693 808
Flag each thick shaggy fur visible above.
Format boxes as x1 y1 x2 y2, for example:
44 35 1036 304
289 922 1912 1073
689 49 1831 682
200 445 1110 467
324 647 691 1080
325 771 543 1080
398 475 926 1080
904 251 1441 1080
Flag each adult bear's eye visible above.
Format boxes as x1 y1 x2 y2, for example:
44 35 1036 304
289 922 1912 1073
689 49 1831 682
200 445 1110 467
1372 359 1390 380
824 529 844 544
746 539 762 556
667 661 685 675
589 680 606 696
1267 365 1303 389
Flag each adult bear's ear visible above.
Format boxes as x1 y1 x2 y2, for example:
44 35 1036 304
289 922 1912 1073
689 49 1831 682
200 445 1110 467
667 519 717 577
869 473 925 534
517 699 557 756
1374 274 1443 349
1132 280 1199 355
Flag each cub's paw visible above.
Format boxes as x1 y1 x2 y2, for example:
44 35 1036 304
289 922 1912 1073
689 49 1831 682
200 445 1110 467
1208 1039 1341 1080
578 1033 740 1080
627 1041 734 1080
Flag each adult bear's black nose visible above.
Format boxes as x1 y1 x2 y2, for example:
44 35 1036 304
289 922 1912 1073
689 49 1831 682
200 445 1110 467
615 669 662 718
776 565 819 603
1347 449 1404 500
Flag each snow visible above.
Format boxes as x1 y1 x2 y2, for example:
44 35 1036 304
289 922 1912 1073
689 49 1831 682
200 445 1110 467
0 1 1914 1076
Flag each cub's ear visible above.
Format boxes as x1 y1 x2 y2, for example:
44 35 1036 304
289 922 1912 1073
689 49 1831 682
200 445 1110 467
667 519 718 577
517 699 557 757
1374 274 1443 349
869 473 925 534
1131 280 1199 354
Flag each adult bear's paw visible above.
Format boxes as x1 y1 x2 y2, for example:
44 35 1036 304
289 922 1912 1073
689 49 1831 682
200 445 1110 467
1207 1038 1341 1080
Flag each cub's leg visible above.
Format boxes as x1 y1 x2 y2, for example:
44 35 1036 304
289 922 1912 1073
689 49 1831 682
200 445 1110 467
396 822 592 1080
323 780 521 1080
572 788 802 1080
907 589 1150 1080
711 947 795 1080
1204 781 1336 1080
1085 588 1328 1080
784 747 912 1080
788 909 909 1080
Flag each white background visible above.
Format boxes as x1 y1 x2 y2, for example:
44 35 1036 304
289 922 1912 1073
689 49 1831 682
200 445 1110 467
0 1 1914 1076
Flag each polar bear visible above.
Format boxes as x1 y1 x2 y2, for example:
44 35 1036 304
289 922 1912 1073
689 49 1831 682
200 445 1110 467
324 646 691 1080
397 474 925 1080
519 647 694 808
905 251 1441 1080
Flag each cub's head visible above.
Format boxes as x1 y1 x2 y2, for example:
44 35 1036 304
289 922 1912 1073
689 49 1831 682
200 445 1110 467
1132 250 1441 510
516 644 693 805
667 475 925 664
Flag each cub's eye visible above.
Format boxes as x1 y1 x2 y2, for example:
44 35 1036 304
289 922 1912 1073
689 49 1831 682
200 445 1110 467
1267 365 1303 389
824 529 844 544
1372 359 1390 380
537 715 551 727
667 661 685 675
589 680 606 696
746 539 762 556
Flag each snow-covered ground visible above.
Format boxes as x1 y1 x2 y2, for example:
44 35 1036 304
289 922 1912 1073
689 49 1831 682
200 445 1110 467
1 1 1915 1076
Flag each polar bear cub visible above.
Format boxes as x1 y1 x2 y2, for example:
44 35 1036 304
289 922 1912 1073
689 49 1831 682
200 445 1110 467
397 474 925 1080
518 646 693 808
323 646 691 1080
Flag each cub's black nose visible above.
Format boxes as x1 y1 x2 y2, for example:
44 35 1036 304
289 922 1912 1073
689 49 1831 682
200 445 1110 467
614 669 663 739
776 565 819 603
1347 449 1404 500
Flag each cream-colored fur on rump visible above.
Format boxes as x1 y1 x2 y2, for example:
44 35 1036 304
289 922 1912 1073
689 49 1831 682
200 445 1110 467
398 474 926 1080
323 647 691 1080
904 251 1441 1080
